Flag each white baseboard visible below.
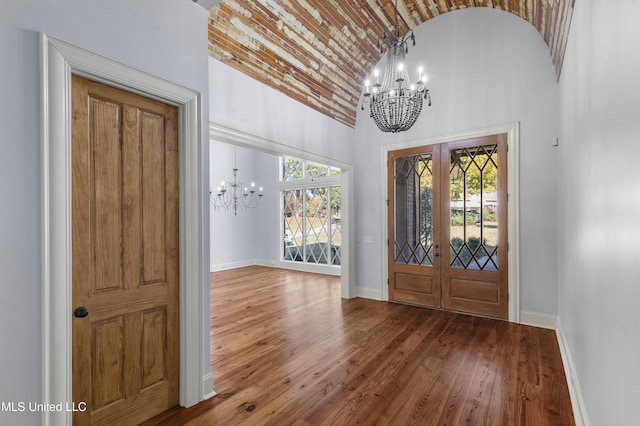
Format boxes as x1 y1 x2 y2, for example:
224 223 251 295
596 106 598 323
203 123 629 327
202 373 216 401
356 286 383 300
210 259 276 272
519 310 558 329
556 321 590 426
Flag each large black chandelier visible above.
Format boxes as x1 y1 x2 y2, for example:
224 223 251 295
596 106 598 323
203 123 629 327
361 1 431 133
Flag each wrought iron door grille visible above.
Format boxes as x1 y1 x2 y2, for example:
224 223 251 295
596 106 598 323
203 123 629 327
449 143 499 271
394 153 433 266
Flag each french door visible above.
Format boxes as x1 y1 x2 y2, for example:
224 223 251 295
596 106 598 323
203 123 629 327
388 134 508 319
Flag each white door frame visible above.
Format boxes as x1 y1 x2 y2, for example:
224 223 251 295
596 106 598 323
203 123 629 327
380 122 521 323
40 34 209 426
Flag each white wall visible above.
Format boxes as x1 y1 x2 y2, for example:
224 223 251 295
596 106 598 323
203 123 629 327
0 2 209 424
558 1 640 424
353 8 560 316
209 142 278 269
209 57 354 164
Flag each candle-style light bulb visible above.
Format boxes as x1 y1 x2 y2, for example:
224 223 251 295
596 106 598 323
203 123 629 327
374 69 379 83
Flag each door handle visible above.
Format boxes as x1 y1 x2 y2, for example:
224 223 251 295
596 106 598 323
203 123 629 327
434 253 440 257
74 306 89 318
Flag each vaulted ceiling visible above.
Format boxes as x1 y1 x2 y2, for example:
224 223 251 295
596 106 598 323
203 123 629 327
207 0 574 127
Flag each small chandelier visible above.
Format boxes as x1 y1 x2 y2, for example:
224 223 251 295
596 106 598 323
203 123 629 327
361 0 431 133
210 148 263 215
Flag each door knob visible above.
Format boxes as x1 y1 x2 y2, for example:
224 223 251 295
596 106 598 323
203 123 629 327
74 306 89 318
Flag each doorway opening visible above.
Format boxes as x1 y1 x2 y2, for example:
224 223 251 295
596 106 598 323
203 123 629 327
388 135 508 319
380 123 520 322
209 123 354 298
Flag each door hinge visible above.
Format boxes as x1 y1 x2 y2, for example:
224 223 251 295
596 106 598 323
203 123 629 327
386 199 389 206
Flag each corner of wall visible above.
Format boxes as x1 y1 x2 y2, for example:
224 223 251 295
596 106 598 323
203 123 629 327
201 373 216 401
519 311 557 329
210 259 277 272
556 320 590 426
355 286 383 301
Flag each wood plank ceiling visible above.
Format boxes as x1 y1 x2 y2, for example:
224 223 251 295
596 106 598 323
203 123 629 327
208 0 574 127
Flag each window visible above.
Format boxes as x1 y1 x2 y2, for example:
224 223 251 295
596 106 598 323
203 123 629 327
279 157 341 267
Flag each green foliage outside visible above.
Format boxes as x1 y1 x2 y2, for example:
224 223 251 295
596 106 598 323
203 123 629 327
450 151 498 201
450 211 477 226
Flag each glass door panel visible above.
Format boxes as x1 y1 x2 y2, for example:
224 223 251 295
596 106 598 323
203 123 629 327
449 144 499 271
394 153 434 266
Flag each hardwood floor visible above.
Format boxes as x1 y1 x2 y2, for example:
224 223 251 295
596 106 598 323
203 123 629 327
144 266 574 425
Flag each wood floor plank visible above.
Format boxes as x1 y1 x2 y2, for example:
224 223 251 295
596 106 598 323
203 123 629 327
142 266 575 426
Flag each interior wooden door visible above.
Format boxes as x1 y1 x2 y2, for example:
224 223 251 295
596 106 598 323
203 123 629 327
388 134 508 319
71 75 179 425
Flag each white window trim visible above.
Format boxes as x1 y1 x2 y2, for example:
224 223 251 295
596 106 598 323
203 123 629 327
278 163 343 274
40 34 209 426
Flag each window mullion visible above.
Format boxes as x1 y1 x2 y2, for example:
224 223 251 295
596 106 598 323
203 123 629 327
327 186 332 265
302 188 307 264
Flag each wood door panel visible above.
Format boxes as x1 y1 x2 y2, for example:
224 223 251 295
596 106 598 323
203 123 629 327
449 278 499 304
72 75 179 425
91 317 125 409
392 272 439 307
142 307 168 388
90 97 124 293
395 272 434 293
141 111 167 284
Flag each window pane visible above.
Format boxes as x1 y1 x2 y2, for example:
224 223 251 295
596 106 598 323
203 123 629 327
283 190 303 262
394 153 433 266
306 161 328 179
449 144 499 271
330 186 341 265
282 157 303 181
304 187 329 264
279 156 341 268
